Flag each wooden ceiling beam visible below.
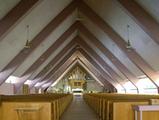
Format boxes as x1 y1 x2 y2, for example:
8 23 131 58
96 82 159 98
78 22 139 92
36 52 77 89
36 39 115 90
15 42 77 93
41 60 78 90
31 47 78 89
0 0 78 85
78 48 118 89
77 54 115 91
35 46 115 90
0 0 39 41
118 0 159 45
29 45 77 90
29 41 77 89
76 36 126 91
41 45 116 90
14 22 78 92
79 1 159 90
42 56 115 91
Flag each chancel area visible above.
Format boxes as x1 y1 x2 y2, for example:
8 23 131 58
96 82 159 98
1 0 159 120
49 65 104 94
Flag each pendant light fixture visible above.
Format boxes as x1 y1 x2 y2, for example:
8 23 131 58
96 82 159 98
76 8 83 21
126 25 132 49
24 25 31 49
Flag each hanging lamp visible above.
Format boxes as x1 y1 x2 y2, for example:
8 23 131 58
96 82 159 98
126 25 132 49
24 25 31 48
76 8 83 21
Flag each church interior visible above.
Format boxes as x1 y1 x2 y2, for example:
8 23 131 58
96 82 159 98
1 0 159 120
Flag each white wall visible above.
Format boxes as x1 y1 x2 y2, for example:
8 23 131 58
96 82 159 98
30 87 36 94
87 80 103 92
0 83 14 95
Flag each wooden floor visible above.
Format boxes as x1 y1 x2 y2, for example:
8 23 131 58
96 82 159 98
61 95 99 120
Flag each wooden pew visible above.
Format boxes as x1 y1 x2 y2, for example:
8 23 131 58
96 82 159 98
112 101 159 120
0 95 2 120
83 93 159 120
0 93 73 120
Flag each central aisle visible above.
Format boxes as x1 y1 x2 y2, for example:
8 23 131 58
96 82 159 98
61 95 99 120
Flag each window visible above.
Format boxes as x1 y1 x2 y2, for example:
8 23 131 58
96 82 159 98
116 84 126 93
120 77 158 94
137 77 158 94
5 76 19 84
123 81 138 94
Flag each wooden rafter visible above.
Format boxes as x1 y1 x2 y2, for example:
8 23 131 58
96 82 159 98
78 48 117 88
32 41 115 90
76 36 126 91
118 0 159 45
77 55 115 91
0 0 78 85
42 56 115 91
32 47 78 89
78 22 139 92
14 22 78 91
78 1 159 90
29 41 77 89
36 52 78 89
15 42 77 93
35 38 116 90
0 0 39 41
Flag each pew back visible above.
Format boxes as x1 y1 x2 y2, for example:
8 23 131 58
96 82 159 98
84 93 159 120
1 102 52 120
0 94 73 120
112 101 159 120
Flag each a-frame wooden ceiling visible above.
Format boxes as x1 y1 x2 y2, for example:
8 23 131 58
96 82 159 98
0 0 159 93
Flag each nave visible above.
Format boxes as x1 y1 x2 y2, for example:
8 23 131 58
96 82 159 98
61 95 99 120
1 93 159 120
1 0 159 120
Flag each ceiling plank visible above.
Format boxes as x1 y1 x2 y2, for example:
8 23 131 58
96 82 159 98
76 36 126 91
79 1 159 90
0 0 78 85
78 23 139 92
13 22 78 91
0 0 39 41
118 0 159 45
